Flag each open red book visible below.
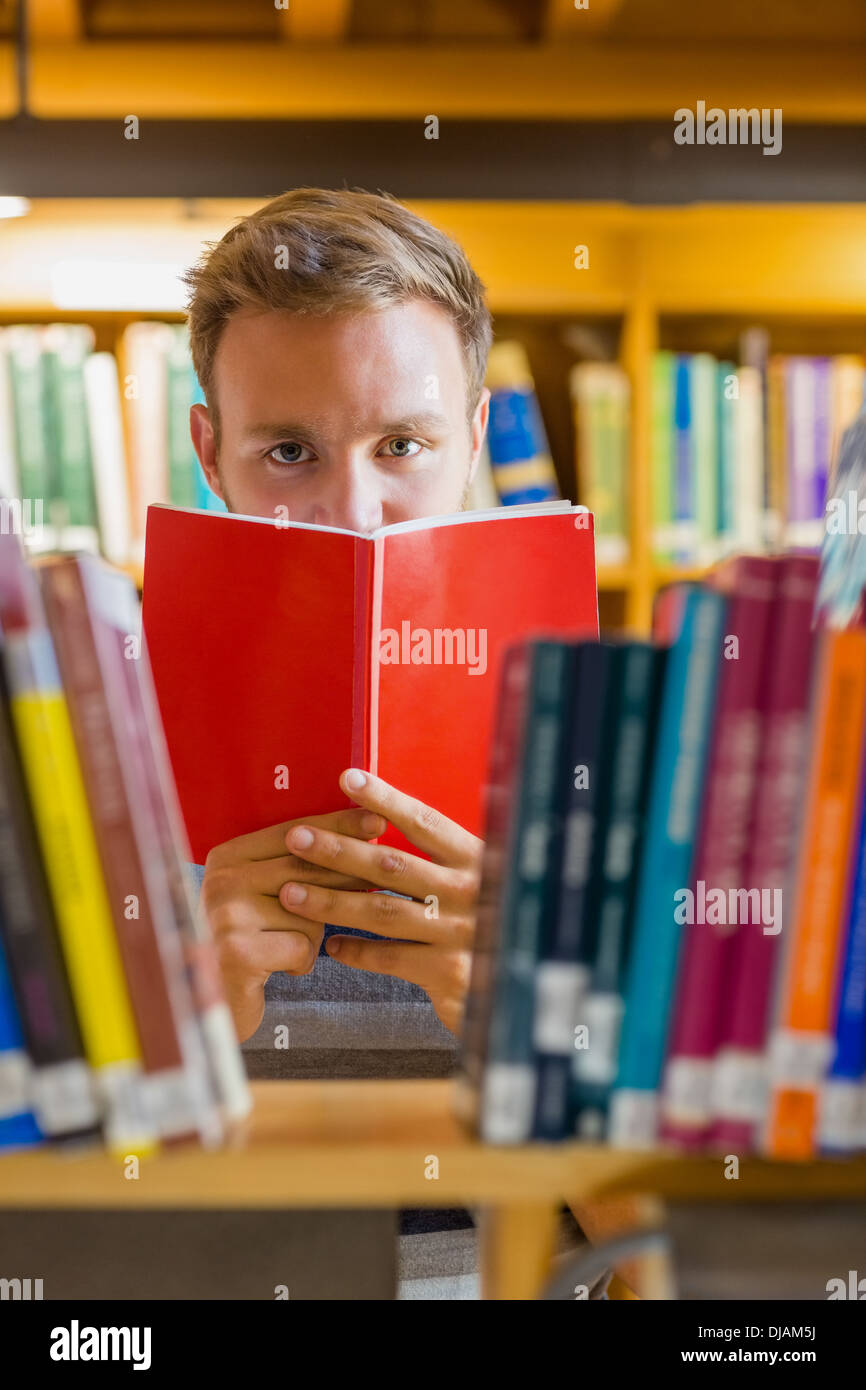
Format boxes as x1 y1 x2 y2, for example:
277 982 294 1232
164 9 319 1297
142 502 598 864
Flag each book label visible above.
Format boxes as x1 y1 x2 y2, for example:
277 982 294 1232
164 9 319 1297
573 992 625 1085
31 1059 100 1135
769 1028 834 1087
663 1056 714 1125
712 1049 767 1123
481 1062 536 1145
533 962 589 1054
608 1089 658 1149
0 1048 32 1119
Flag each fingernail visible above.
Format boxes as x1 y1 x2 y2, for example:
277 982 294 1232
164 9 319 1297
362 812 384 834
284 884 307 904
289 827 314 850
326 938 341 957
344 768 367 790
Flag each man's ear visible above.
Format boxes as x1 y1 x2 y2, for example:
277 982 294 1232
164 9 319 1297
467 386 490 486
190 402 225 501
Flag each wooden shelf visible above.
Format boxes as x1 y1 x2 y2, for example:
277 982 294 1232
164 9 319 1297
1 1080 864 1210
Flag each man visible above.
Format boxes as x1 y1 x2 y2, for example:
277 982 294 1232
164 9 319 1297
181 187 609 1299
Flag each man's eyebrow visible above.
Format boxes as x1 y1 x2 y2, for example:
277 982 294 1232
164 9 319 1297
243 411 451 441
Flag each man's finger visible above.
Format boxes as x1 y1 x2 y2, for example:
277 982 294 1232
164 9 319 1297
338 769 481 867
220 852 377 899
206 806 387 867
283 824 456 904
279 880 444 944
324 936 436 988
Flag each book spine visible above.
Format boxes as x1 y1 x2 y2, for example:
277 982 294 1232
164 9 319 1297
651 352 675 561
118 323 173 565
571 365 629 566
531 642 603 1140
820 750 866 1154
486 341 559 505
134 623 251 1125
572 644 666 1139
660 557 777 1149
735 366 766 553
480 641 573 1144
41 558 209 1144
712 555 819 1152
812 357 832 526
0 657 100 1141
690 354 719 565
765 357 788 547
786 358 822 546
83 353 132 569
764 628 866 1159
716 361 737 554
41 324 99 549
0 332 21 501
0 928 41 1149
4 326 54 551
608 587 725 1147
167 326 199 509
353 538 374 776
1 620 153 1155
672 355 695 560
456 643 532 1131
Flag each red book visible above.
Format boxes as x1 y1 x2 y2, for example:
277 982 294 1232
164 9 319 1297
142 503 599 864
711 555 819 1152
660 555 778 1149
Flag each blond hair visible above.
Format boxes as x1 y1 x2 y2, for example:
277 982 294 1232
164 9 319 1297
184 187 492 430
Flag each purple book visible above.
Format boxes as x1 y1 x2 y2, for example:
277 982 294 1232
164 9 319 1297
660 555 779 1150
812 357 832 522
711 554 820 1152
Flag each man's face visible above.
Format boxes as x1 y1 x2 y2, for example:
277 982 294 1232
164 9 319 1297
191 299 489 533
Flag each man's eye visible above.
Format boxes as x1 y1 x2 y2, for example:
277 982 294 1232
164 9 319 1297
268 443 313 465
382 438 422 459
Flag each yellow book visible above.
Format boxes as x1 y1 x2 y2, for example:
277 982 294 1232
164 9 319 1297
5 626 155 1157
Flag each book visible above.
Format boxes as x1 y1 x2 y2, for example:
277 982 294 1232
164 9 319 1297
41 323 100 553
0 333 20 503
0 931 40 1150
690 354 719 565
571 642 666 1139
712 554 820 1152
734 365 765 553
40 556 222 1146
485 341 560 505
650 352 676 561
4 326 54 552
764 627 866 1159
570 363 629 565
0 532 153 1156
672 355 696 560
660 556 778 1149
119 322 175 566
0 657 101 1143
479 640 576 1143
532 640 614 1140
142 502 599 865
83 352 133 569
455 641 533 1134
608 586 725 1147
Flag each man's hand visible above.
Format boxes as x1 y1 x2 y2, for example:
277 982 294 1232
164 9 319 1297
278 769 483 1036
201 807 386 1042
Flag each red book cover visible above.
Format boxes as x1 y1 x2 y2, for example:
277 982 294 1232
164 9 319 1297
711 554 819 1152
141 503 598 864
660 555 778 1149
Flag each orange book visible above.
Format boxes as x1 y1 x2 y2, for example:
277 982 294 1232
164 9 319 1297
764 627 866 1159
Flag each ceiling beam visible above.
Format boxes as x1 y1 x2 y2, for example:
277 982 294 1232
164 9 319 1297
27 0 83 42
277 0 353 42
4 41 863 121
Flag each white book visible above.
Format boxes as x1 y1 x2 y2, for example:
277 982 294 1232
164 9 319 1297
84 352 132 568
0 332 20 502
119 322 175 566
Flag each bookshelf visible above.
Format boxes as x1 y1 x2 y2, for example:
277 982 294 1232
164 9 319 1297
1 1079 865 1300
4 198 862 629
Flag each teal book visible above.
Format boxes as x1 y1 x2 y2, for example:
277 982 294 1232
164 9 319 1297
479 640 576 1144
571 642 667 1138
607 587 725 1147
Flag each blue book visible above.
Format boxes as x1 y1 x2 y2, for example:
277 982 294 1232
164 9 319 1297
485 342 559 506
0 934 41 1150
608 587 725 1147
480 641 575 1144
532 640 613 1140
673 355 696 561
820 772 866 1154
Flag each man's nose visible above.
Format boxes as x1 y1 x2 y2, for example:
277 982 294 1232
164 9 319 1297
312 464 383 535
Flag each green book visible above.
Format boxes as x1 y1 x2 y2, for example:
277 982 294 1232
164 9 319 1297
166 325 199 509
42 324 99 549
571 363 629 565
650 352 676 561
4 327 53 538
689 352 720 564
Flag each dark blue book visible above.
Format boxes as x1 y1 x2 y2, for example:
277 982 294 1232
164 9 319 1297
570 642 667 1138
532 640 615 1140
